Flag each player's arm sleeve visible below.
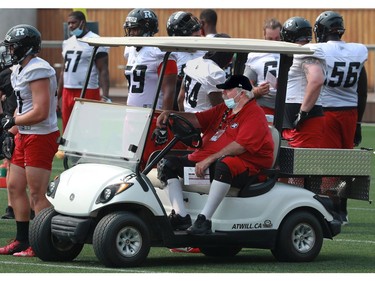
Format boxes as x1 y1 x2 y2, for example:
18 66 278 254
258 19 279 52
243 65 258 84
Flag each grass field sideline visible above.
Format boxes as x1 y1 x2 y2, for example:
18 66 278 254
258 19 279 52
0 122 374 274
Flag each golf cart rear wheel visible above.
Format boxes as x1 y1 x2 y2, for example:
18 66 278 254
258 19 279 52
271 211 323 262
93 211 151 268
200 246 242 257
29 206 84 261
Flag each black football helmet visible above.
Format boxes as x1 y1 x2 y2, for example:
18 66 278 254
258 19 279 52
1 24 41 66
124 8 159 37
280 17 312 43
314 11 345 43
166 11 201 36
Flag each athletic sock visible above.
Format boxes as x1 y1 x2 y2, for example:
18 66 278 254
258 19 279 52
15 221 30 243
201 180 230 220
167 178 188 217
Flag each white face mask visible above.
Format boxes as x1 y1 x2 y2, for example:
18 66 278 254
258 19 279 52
70 21 84 37
223 91 241 109
70 27 84 37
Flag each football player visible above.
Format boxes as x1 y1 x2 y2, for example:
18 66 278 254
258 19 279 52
124 8 177 110
123 8 181 170
0 24 59 257
58 11 110 132
243 18 282 116
177 33 234 113
314 11 368 224
280 17 326 149
166 11 205 110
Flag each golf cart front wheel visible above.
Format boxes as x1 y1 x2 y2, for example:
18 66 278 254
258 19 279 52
93 211 151 268
271 211 323 262
30 206 84 261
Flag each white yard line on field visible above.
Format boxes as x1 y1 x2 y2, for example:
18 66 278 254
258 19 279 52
334 239 375 244
0 260 154 273
349 207 375 211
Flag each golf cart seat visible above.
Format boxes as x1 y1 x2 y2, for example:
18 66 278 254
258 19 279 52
147 125 280 198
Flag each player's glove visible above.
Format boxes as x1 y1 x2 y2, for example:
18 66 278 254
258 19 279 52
151 128 168 145
1 131 14 160
293 110 309 131
0 130 6 160
1 115 15 130
353 123 362 147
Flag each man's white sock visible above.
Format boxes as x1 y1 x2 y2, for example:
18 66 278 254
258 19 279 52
201 180 230 220
167 178 187 217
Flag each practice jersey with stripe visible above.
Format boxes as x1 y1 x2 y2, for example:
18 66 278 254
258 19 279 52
182 56 226 112
285 43 326 105
62 31 109 89
244 52 280 109
124 46 177 109
319 41 368 108
11 57 58 134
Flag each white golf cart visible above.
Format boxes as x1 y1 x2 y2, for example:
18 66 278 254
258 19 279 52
30 37 372 268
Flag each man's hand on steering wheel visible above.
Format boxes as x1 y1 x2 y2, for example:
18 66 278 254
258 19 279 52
167 113 202 148
156 110 172 129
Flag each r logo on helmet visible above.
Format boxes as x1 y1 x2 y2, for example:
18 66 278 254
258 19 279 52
143 11 153 19
15 28 26 37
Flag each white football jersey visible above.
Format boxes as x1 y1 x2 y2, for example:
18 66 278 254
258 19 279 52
124 46 177 109
62 31 109 89
319 41 368 107
244 52 280 109
285 43 326 105
11 57 58 134
182 56 226 112
174 51 205 79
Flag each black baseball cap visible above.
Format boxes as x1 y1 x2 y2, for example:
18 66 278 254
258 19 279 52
216 75 252 91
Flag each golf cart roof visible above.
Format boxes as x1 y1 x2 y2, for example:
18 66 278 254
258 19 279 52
80 36 314 55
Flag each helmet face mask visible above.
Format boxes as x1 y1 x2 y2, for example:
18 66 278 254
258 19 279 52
166 11 201 36
314 11 345 43
124 8 159 37
1 24 41 65
0 44 13 70
281 17 312 43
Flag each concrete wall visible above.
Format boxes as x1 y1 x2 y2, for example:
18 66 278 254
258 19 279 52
0 9 37 39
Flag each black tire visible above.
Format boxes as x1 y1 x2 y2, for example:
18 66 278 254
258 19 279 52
29 206 84 261
93 211 151 268
200 246 242 257
271 211 323 262
63 154 81 170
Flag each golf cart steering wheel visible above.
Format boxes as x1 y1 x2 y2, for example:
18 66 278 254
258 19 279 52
167 113 202 148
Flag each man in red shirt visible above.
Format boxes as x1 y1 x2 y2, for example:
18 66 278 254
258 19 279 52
156 75 274 234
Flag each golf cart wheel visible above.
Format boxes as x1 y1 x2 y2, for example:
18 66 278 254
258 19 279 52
200 246 242 257
63 154 81 170
271 211 323 262
29 206 84 261
93 211 151 268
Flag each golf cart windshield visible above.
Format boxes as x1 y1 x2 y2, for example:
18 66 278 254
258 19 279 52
58 36 314 172
59 100 151 170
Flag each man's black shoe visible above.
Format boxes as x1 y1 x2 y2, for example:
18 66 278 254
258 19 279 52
168 209 192 230
1 206 14 219
187 214 212 235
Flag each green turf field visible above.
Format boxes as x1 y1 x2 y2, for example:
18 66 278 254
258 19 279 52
0 123 374 273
